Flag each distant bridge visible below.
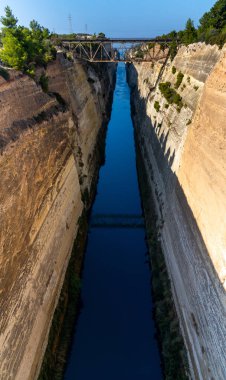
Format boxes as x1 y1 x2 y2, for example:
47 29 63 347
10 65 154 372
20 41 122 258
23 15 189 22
61 38 177 63
90 214 145 228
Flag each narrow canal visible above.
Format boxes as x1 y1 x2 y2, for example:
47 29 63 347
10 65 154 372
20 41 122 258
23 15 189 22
64 63 162 380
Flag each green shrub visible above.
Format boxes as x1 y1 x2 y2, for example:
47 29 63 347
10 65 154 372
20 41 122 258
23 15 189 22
148 42 155 49
26 65 35 78
39 73 49 92
98 32 106 38
172 66 177 75
0 67 10 80
135 48 144 59
159 82 183 109
175 71 184 89
66 53 73 61
154 100 160 112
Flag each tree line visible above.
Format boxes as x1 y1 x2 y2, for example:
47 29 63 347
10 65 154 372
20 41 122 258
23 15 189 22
0 1 225 74
0 6 56 75
159 0 226 47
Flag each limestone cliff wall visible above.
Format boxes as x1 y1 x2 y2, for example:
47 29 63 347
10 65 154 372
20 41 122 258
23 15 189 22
127 43 226 379
0 54 116 380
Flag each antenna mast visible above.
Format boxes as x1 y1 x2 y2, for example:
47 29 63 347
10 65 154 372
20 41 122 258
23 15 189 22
68 13 73 34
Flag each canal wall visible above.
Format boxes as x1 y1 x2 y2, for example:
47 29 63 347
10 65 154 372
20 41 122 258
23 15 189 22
0 53 116 379
127 43 226 379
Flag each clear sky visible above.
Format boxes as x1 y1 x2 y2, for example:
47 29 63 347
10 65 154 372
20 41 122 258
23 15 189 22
0 0 216 37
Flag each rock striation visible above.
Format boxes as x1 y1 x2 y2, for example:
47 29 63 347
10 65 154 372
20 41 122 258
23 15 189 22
0 54 116 380
127 43 226 379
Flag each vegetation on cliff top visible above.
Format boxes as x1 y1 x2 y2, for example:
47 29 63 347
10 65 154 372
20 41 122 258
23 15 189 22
159 0 226 47
0 7 55 75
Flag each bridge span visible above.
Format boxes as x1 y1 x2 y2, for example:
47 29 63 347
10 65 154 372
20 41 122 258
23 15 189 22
61 38 177 63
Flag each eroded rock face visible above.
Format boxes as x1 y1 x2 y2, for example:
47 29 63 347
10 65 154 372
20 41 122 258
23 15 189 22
127 43 226 379
179 46 226 286
0 54 116 380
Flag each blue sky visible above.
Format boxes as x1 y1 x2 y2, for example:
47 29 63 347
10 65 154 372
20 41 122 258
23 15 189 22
0 0 216 37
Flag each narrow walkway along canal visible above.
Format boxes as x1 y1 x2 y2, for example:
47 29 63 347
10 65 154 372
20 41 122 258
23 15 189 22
64 63 162 380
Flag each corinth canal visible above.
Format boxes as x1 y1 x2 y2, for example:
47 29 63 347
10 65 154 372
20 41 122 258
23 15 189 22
64 63 162 380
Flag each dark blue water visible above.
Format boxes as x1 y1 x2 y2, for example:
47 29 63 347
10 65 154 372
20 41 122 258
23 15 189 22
64 63 162 380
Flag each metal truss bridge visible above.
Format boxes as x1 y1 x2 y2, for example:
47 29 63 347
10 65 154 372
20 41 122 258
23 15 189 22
61 38 175 63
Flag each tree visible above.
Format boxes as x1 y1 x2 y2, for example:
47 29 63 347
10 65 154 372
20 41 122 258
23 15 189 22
198 0 226 45
168 30 177 39
0 7 55 73
169 41 178 60
98 32 106 39
199 0 226 32
0 6 18 28
0 31 27 69
182 19 197 45
154 0 226 48
30 20 50 40
30 20 42 32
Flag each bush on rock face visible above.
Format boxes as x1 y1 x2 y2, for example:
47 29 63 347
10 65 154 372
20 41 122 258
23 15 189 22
154 101 161 112
159 82 183 110
174 72 184 89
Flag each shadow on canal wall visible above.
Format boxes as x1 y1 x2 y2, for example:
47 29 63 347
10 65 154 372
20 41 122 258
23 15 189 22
127 64 226 380
38 67 117 380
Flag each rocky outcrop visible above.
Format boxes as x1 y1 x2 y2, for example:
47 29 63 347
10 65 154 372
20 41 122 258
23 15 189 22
0 54 116 380
127 43 226 379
